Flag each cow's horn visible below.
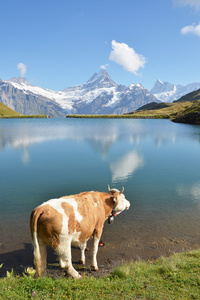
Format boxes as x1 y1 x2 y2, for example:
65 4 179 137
121 186 124 193
108 184 111 192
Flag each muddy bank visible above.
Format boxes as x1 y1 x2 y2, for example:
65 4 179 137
1 231 200 279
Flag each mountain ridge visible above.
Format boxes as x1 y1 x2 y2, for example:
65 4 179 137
0 70 159 116
151 79 200 102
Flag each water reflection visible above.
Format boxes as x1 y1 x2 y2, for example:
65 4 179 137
177 181 200 206
0 118 199 158
1 118 200 268
110 150 144 183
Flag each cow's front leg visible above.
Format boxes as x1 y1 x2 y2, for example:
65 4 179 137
92 235 99 271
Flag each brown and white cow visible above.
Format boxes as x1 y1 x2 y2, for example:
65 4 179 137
30 185 130 278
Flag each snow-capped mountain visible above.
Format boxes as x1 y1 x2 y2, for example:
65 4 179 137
151 79 200 102
0 69 159 116
0 78 65 117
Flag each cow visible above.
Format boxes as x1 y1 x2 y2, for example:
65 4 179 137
30 185 130 278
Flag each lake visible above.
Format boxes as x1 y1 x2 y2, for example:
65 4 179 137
0 118 200 271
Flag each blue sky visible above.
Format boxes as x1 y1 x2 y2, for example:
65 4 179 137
0 0 200 91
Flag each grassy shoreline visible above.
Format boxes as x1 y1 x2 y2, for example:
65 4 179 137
0 115 47 119
66 114 167 119
66 100 200 124
1 248 200 299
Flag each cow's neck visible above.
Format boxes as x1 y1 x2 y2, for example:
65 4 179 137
103 193 115 220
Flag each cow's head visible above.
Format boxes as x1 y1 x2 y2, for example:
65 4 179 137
108 185 130 214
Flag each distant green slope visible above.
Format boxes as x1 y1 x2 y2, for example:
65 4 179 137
127 100 200 124
0 102 21 117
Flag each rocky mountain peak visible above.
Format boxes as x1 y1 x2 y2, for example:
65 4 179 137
151 79 175 94
86 69 117 88
8 77 30 86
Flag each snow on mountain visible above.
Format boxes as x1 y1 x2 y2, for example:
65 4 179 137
113 83 159 114
7 77 72 109
0 78 65 117
1 70 159 115
85 69 117 88
151 79 200 102
6 70 119 113
56 70 121 112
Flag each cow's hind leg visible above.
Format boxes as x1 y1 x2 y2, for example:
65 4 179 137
79 242 87 265
56 239 81 279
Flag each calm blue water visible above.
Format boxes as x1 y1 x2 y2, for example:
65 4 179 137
0 118 200 265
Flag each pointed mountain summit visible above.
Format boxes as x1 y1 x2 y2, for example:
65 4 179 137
150 79 175 95
86 69 117 89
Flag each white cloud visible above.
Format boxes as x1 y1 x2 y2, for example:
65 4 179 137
173 0 200 10
109 40 146 75
17 63 27 77
101 64 109 70
181 22 200 37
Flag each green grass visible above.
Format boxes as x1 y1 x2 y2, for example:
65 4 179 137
171 100 200 124
1 249 200 299
66 114 134 118
1 114 48 119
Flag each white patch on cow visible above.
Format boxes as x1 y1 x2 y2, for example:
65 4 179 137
61 198 83 223
41 198 83 223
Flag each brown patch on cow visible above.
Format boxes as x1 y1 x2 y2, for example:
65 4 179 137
33 204 63 249
74 193 97 242
101 192 115 217
61 202 79 234
60 192 115 242
78 192 114 241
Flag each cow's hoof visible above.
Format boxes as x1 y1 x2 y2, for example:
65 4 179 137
79 260 85 265
72 272 82 279
91 266 99 272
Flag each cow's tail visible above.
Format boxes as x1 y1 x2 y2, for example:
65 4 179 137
30 208 45 276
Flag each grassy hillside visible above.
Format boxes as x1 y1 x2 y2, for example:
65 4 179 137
126 100 200 124
172 100 200 124
0 102 21 117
